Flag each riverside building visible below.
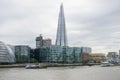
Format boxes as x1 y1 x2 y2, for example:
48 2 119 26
90 53 106 63
0 41 15 64
33 46 91 63
107 52 119 63
15 45 31 63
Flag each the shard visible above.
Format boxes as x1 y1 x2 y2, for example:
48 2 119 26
55 3 68 46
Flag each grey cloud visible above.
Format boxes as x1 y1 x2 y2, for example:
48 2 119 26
0 0 120 53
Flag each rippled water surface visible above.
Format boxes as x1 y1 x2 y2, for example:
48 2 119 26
0 66 120 80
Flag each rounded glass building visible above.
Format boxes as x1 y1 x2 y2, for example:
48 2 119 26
0 41 15 64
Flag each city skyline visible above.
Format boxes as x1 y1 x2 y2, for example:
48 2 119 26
0 0 120 54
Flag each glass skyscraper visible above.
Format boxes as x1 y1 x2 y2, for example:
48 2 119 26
56 3 68 46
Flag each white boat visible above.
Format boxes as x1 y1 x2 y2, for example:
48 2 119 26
101 62 114 67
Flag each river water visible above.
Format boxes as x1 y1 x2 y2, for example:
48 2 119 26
0 66 120 80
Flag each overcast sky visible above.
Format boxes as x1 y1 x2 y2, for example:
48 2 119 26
0 0 120 54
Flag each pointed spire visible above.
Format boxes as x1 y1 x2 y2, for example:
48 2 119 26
60 3 63 9
55 3 68 46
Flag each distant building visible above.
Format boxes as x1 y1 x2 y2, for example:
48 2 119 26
43 38 52 46
66 47 83 63
119 50 120 63
0 41 15 64
119 50 120 58
81 47 92 54
7 44 15 54
36 34 52 48
15 45 31 63
47 46 83 63
82 53 91 63
107 52 118 58
33 45 91 63
90 53 106 63
107 52 119 63
81 47 92 63
36 34 43 48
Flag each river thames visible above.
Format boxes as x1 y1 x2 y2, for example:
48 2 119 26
0 66 120 80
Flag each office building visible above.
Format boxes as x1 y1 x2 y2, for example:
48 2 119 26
43 38 52 46
15 45 31 63
33 45 91 63
90 53 106 63
0 41 15 64
107 52 119 63
119 50 120 63
81 47 92 53
107 52 118 58
36 34 43 48
36 34 52 48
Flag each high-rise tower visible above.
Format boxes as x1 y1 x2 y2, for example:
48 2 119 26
36 34 43 48
55 3 68 46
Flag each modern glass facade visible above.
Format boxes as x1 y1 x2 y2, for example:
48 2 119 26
47 46 63 63
34 45 89 64
81 47 92 53
0 41 15 64
15 45 30 63
56 4 68 46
